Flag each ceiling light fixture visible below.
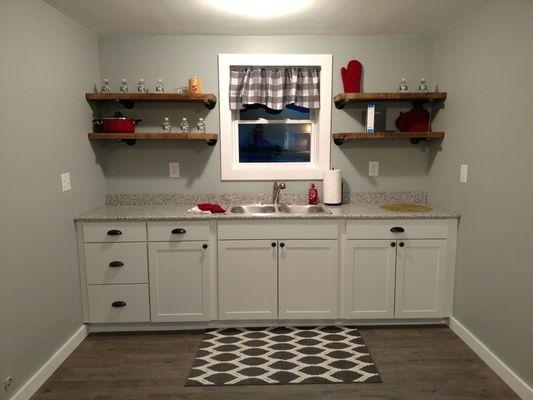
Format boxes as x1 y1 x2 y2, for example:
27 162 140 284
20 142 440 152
203 0 314 20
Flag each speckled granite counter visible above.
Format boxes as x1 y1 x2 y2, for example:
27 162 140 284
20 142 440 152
75 202 459 222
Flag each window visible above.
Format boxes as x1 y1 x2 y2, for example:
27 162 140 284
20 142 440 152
218 54 332 180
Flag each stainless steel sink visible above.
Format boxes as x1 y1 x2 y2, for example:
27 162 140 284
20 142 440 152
229 205 277 214
277 205 331 214
229 204 331 215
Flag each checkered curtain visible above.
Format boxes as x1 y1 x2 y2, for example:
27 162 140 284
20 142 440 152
229 66 321 110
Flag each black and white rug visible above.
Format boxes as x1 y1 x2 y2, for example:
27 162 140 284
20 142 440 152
186 326 381 386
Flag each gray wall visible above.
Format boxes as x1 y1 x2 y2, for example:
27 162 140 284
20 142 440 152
429 0 533 387
98 35 435 194
0 1 106 398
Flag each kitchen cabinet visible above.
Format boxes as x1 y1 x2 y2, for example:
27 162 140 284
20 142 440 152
344 240 396 319
218 240 278 320
148 241 210 322
395 239 447 318
278 240 338 319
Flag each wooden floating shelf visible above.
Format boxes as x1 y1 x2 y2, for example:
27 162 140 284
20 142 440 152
86 92 217 109
334 92 447 109
88 132 218 146
332 131 445 145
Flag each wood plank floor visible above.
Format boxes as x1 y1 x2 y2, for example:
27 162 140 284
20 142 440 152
31 326 519 400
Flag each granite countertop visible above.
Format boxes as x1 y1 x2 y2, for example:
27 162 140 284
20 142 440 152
75 202 460 222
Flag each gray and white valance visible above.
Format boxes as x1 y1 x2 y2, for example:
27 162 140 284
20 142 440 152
229 66 321 110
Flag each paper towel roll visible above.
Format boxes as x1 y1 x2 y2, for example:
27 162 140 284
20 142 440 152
323 168 342 205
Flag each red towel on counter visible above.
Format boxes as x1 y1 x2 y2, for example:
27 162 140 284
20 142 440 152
197 203 226 213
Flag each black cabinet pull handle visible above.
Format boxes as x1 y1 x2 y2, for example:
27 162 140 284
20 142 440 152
107 229 122 236
109 261 124 267
279 242 285 248
171 228 186 234
399 242 405 247
111 301 126 308
202 244 208 249
271 242 277 247
391 242 396 247
390 227 405 233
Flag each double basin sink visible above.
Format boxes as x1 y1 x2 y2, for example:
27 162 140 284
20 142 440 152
230 204 331 215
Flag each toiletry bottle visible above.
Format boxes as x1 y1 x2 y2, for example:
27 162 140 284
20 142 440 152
308 183 318 205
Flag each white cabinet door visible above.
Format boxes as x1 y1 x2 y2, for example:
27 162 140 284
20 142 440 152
344 240 396 319
395 240 447 318
278 240 338 319
148 242 210 322
218 240 278 320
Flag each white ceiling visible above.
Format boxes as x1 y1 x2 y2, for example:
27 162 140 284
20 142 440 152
44 0 489 36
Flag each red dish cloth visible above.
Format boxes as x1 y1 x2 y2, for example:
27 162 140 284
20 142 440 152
197 203 226 213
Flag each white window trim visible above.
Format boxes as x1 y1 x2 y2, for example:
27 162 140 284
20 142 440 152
218 54 332 181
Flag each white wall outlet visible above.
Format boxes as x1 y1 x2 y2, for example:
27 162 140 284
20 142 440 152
460 164 468 183
60 172 71 191
169 162 180 178
369 161 379 177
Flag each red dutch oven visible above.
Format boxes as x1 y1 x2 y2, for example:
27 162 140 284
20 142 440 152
93 112 142 133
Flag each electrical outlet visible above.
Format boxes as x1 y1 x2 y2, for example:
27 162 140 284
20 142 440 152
169 162 180 178
60 172 71 191
369 161 379 177
4 376 13 392
460 164 468 183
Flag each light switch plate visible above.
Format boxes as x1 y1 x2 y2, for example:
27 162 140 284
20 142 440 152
460 164 468 183
169 162 180 178
61 172 71 191
369 161 379 177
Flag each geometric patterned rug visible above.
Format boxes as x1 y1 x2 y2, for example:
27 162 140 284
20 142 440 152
186 326 382 386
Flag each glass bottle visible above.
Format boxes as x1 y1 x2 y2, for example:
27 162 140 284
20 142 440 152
162 117 171 133
418 78 428 92
137 78 146 93
101 78 111 93
399 78 408 92
155 78 164 93
196 117 206 133
119 78 128 93
179 117 190 133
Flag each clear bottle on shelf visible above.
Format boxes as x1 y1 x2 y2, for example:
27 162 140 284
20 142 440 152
399 78 408 92
179 117 190 133
418 78 428 92
162 117 171 133
119 78 128 93
196 117 206 133
155 78 164 93
137 78 146 93
101 78 111 93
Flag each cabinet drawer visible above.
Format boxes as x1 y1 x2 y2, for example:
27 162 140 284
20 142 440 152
87 284 150 323
83 222 146 243
147 221 209 242
218 220 338 240
85 243 148 284
346 220 449 239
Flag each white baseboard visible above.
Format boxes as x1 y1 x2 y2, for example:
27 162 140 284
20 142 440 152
9 325 88 400
449 317 533 400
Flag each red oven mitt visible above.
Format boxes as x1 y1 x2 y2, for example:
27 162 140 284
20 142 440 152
341 60 363 93
197 203 226 213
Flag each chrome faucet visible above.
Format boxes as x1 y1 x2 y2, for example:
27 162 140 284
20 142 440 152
272 181 286 205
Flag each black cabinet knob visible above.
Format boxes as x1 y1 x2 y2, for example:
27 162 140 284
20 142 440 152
390 227 405 233
109 261 124 267
399 242 405 247
107 229 122 236
111 301 126 308
202 244 208 249
271 242 277 247
279 242 285 248
171 228 186 234
391 242 396 247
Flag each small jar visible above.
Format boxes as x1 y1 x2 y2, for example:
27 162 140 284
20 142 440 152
418 78 428 92
155 78 164 93
196 117 206 133
162 117 171 133
179 117 190 133
119 78 128 93
137 78 146 93
399 78 408 92
101 78 111 93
